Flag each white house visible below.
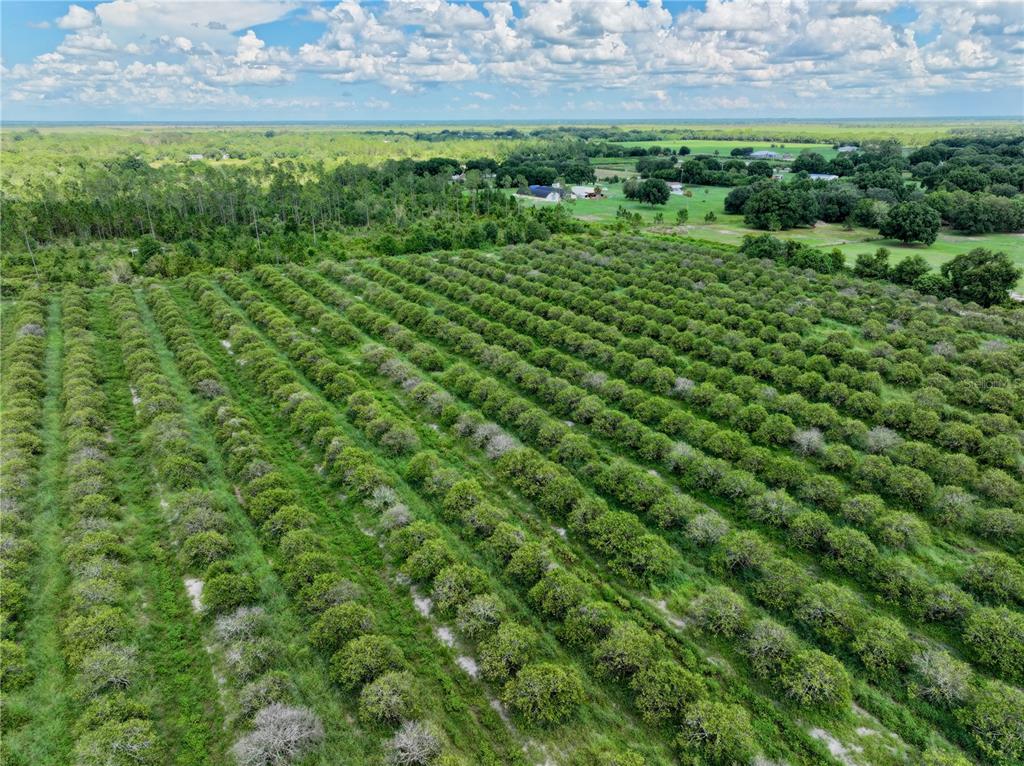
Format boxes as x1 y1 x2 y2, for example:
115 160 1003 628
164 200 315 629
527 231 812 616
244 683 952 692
837 145 859 153
188 153 204 160
749 150 782 160
808 173 839 181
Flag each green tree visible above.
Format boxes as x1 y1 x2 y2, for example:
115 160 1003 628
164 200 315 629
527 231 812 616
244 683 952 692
879 201 941 245
637 178 670 206
891 254 931 285
941 248 1022 306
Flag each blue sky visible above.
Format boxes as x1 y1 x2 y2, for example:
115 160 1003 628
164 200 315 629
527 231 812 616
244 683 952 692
2 0 1022 121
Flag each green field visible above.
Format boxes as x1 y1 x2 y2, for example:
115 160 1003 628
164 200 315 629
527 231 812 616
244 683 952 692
546 183 1024 288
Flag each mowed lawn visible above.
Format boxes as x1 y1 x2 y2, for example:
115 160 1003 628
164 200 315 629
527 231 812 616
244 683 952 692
532 182 1024 288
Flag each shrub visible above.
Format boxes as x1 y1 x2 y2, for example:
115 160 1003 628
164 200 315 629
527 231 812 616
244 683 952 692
238 672 294 722
852 616 913 677
964 606 1024 681
203 573 258 614
181 530 233 569
560 601 615 647
478 622 538 683
454 594 503 640
686 512 730 546
401 539 454 583
505 541 550 585
63 606 131 665
593 622 660 680
961 551 1024 605
744 618 798 678
310 603 375 654
73 718 162 766
957 681 1024 764
528 569 585 619
690 586 748 638
230 704 324 766
502 663 585 727
0 640 30 690
431 564 488 617
629 660 704 725
911 649 971 707
359 671 418 727
385 720 443 766
780 649 851 708
331 635 404 689
677 701 756 766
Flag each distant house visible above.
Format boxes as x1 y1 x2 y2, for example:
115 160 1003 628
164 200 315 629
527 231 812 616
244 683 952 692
451 172 466 183
668 182 684 194
837 145 859 153
749 150 782 160
808 173 839 181
188 153 204 161
221 153 230 160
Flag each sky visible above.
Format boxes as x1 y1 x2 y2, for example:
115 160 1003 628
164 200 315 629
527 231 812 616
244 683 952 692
1 0 1023 122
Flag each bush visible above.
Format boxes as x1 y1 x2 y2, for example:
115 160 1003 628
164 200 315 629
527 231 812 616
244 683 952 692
181 530 233 569
502 663 585 727
957 681 1024 764
964 606 1024 681
230 704 324 766
310 603 375 654
330 635 404 689
690 586 748 638
0 640 30 690
73 718 162 766
677 701 756 766
454 594 503 640
851 616 912 677
359 671 418 727
238 672 294 722
961 551 1024 605
478 622 538 683
385 720 443 766
911 649 970 707
780 649 851 708
430 564 488 617
593 622 660 680
629 660 704 724
401 539 454 583
202 573 258 614
744 618 798 678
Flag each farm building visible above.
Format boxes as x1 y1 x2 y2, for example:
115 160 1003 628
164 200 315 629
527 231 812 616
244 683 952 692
808 173 839 181
837 145 860 153
527 185 569 201
749 150 782 160
188 153 204 160
668 182 684 194
571 185 605 199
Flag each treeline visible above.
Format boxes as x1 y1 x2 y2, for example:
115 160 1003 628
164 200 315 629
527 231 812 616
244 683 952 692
716 136 1024 237
0 153 587 280
740 234 1022 307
